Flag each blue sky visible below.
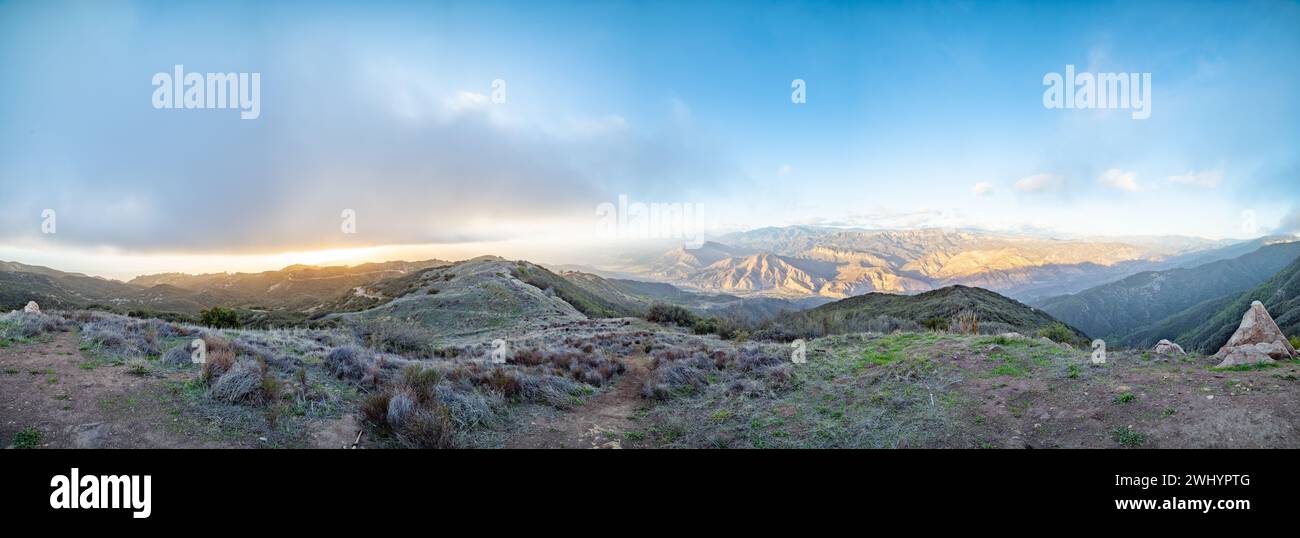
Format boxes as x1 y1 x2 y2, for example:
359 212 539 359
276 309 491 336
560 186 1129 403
1 0 1298 277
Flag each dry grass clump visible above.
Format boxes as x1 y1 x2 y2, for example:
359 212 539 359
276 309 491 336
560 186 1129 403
322 345 411 386
207 357 267 404
0 310 72 340
642 343 792 400
951 310 980 335
160 343 194 367
506 346 626 387
73 312 188 360
200 339 236 383
361 363 458 448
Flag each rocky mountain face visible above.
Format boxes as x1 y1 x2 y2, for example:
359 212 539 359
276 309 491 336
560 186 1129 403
636 227 1256 301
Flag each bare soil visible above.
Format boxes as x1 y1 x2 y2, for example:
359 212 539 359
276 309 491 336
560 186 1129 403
956 352 1300 448
0 333 235 448
504 355 653 449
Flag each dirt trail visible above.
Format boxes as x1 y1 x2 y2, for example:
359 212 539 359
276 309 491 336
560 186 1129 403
0 333 235 449
505 356 652 449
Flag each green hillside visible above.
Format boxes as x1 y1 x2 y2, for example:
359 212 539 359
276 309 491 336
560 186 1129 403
1039 241 1300 342
758 285 1086 343
1156 255 1300 353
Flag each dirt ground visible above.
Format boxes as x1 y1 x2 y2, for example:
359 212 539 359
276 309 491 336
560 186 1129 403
958 351 1300 449
504 356 653 449
6 331 1298 449
0 333 234 448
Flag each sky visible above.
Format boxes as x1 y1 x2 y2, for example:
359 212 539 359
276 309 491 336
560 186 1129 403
1 0 1298 279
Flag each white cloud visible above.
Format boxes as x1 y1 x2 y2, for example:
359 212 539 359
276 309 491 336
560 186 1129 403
1098 168 1140 192
777 164 793 176
1168 169 1222 188
1014 174 1065 193
971 182 995 196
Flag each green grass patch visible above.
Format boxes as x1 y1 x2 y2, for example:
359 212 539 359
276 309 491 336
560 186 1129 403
1113 392 1136 405
12 426 41 449
1111 426 1146 448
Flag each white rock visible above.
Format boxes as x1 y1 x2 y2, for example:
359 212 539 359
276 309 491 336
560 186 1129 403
1153 339 1186 356
23 301 39 313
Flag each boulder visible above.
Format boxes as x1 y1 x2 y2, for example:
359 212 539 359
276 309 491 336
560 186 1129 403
66 422 110 449
23 301 39 313
1153 339 1185 356
1213 301 1297 368
1000 332 1024 339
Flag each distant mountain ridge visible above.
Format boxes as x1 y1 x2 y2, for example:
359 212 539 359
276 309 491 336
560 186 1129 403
1038 241 1300 344
631 227 1274 302
0 258 449 315
1125 254 1300 352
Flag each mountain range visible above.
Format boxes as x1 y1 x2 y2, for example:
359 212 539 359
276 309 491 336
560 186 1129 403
1037 241 1300 345
618 227 1277 303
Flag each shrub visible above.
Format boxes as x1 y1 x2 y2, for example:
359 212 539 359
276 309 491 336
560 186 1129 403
692 317 719 335
199 307 240 329
200 347 236 383
160 343 193 368
646 303 698 327
1037 322 1076 345
0 311 70 340
1291 335 1300 350
361 392 391 426
324 346 371 381
208 358 266 404
864 315 920 335
13 426 42 449
398 364 442 402
125 357 150 376
396 406 456 449
922 317 949 332
386 387 417 430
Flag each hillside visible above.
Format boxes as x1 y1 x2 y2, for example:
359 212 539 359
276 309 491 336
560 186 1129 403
332 257 589 343
0 259 450 317
1144 255 1300 353
1038 241 1300 342
756 284 1086 342
130 259 450 312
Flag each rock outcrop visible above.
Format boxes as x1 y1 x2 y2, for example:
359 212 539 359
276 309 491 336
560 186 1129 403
23 301 39 313
1213 301 1298 368
1153 339 1185 356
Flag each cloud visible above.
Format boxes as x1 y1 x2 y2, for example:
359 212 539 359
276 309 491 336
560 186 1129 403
1098 169 1140 192
1274 207 1300 236
1168 169 1222 188
971 182 995 196
1014 174 1065 194
777 164 792 176
0 66 744 254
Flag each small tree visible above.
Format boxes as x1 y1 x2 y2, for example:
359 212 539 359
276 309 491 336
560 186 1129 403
1037 322 1075 345
922 317 949 332
200 307 240 329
